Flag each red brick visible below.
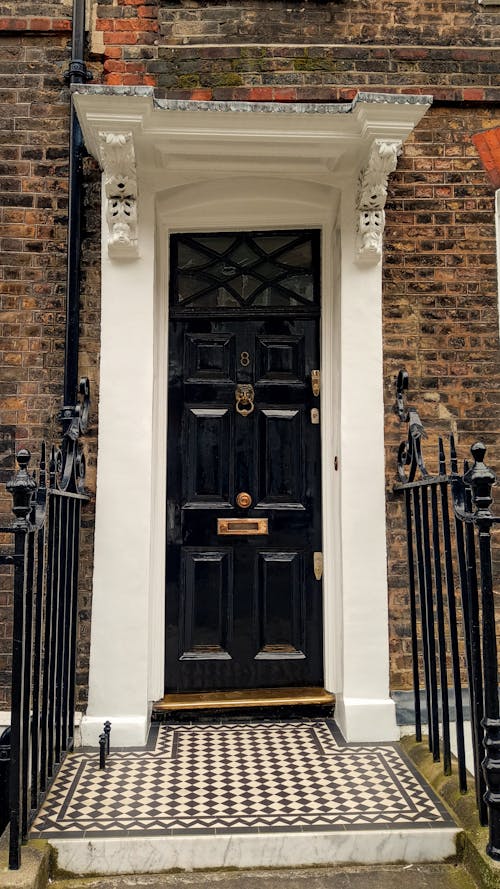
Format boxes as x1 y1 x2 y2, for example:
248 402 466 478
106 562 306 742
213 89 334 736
189 88 213 101
28 18 52 29
0 17 27 29
104 46 122 59
247 87 274 101
52 19 71 31
273 88 297 102
103 59 127 73
121 74 148 85
463 88 486 101
96 19 114 32
137 7 158 18
104 73 127 85
114 18 157 31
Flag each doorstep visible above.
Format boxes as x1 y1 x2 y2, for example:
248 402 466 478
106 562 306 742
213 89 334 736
31 720 459 876
153 686 335 712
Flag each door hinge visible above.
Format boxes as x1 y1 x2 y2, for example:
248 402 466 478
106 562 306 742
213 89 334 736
311 369 320 397
313 551 323 581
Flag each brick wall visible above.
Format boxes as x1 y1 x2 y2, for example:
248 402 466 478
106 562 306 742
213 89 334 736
383 105 500 688
156 0 499 47
95 0 500 99
0 11 101 709
0 25 71 705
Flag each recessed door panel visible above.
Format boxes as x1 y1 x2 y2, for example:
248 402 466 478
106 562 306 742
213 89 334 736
184 407 233 508
255 335 304 384
185 333 236 383
255 551 305 660
179 548 233 660
166 229 324 693
257 409 304 508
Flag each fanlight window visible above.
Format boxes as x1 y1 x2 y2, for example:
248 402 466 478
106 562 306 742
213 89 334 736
169 230 320 312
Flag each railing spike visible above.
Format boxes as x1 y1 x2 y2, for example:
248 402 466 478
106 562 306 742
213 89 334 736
450 433 458 474
438 437 446 476
39 442 46 491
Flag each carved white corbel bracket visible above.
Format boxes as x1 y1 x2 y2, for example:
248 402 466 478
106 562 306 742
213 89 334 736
99 132 138 259
356 139 402 265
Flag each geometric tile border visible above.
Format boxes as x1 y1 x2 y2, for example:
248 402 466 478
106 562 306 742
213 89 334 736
32 720 455 837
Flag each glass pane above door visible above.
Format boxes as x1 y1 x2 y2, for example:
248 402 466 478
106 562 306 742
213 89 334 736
170 230 320 313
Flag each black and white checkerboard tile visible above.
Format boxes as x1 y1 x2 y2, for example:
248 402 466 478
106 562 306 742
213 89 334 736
31 721 454 837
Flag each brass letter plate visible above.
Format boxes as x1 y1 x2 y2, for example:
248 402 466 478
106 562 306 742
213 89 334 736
217 518 268 535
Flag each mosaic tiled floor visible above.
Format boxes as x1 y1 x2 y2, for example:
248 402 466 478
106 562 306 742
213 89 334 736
32 721 454 838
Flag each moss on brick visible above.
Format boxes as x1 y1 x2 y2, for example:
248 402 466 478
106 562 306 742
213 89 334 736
205 73 243 88
175 74 201 89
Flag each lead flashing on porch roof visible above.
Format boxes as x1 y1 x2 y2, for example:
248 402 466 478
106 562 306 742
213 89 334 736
71 84 433 114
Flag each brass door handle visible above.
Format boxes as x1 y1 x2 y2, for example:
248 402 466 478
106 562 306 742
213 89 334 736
236 492 252 508
235 384 255 416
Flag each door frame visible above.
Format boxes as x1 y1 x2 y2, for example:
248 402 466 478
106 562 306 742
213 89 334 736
151 178 341 704
75 93 431 746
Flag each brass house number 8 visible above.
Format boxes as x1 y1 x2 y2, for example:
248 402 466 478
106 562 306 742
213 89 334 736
240 351 250 367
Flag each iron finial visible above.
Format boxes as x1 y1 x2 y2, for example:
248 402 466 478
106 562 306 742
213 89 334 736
6 450 37 528
464 442 496 519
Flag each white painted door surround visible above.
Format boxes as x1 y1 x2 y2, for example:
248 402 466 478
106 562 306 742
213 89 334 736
74 89 431 746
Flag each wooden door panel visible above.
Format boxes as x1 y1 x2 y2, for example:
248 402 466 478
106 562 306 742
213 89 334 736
255 551 305 660
256 408 304 508
255 335 305 384
185 332 236 383
183 406 234 508
179 548 233 660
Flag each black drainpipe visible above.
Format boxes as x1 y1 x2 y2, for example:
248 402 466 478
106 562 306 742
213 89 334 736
62 0 91 426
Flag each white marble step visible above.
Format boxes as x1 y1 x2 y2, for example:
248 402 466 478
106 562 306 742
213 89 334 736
49 827 460 876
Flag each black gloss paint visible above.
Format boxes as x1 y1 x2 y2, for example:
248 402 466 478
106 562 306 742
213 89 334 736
165 231 324 693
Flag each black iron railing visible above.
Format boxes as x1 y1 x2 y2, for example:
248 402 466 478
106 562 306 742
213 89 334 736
0 380 90 870
395 370 500 860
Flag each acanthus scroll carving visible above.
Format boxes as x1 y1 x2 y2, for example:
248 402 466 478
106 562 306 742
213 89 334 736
356 139 402 265
99 132 138 258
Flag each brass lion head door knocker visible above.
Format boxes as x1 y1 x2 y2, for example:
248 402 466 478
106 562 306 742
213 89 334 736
235 384 255 416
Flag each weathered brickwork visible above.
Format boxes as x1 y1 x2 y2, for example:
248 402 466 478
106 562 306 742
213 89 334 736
95 0 500 50
96 0 500 97
1 0 499 706
0 15 101 708
383 105 500 688
0 28 69 704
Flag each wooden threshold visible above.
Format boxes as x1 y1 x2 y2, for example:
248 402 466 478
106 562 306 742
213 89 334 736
153 686 335 712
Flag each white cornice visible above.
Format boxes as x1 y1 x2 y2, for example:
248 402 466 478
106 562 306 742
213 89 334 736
73 89 431 263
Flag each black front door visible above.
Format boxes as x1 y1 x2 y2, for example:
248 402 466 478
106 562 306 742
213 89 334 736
165 230 324 693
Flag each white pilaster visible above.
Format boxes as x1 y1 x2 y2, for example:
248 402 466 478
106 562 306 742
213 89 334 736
334 186 398 742
81 185 155 748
